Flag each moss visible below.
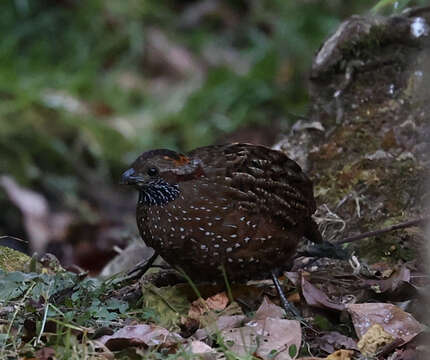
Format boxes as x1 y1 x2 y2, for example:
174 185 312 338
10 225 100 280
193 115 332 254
0 246 31 272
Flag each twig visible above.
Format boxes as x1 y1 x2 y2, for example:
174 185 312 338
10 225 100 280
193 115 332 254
0 235 28 243
336 216 429 245
403 6 430 17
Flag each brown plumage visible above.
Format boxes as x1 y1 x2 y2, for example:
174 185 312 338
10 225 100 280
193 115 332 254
121 143 321 282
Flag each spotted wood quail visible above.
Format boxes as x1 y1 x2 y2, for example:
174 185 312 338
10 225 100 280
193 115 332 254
121 143 321 283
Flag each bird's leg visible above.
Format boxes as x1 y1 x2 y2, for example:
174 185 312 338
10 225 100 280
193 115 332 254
126 250 159 280
126 252 186 287
271 269 301 318
271 270 318 333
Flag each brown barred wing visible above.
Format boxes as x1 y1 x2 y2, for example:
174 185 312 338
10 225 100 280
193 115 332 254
189 143 316 226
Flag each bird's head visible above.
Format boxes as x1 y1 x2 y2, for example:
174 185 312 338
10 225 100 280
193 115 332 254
120 149 203 206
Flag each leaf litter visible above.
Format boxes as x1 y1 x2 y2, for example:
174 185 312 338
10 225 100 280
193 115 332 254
1 247 427 360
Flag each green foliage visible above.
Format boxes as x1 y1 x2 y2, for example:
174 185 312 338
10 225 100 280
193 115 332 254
0 268 164 358
0 0 384 236
371 0 429 14
288 343 297 358
313 314 334 331
160 53 284 149
0 0 375 179
0 270 112 325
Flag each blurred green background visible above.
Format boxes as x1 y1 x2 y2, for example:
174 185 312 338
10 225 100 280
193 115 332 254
0 0 425 261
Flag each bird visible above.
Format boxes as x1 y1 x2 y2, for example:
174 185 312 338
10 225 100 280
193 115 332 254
120 143 322 285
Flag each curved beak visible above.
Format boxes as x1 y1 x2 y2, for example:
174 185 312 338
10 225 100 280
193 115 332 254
120 168 142 185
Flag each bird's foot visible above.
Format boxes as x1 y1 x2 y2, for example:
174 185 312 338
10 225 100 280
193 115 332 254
271 270 318 334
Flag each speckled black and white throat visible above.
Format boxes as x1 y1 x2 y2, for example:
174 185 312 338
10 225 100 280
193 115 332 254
138 179 180 206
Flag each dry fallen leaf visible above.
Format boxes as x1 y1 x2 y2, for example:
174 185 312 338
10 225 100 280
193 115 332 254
221 318 301 360
188 292 229 319
206 292 229 311
388 348 420 360
312 331 357 354
179 316 200 338
34 347 56 360
188 298 209 320
194 315 246 340
363 266 412 294
254 296 285 320
98 324 183 351
285 271 300 286
183 340 218 360
347 303 422 344
301 274 345 311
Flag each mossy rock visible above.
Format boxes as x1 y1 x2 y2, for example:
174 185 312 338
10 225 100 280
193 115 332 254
0 246 31 272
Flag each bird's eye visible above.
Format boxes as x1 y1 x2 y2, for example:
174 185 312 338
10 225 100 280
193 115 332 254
147 167 159 176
